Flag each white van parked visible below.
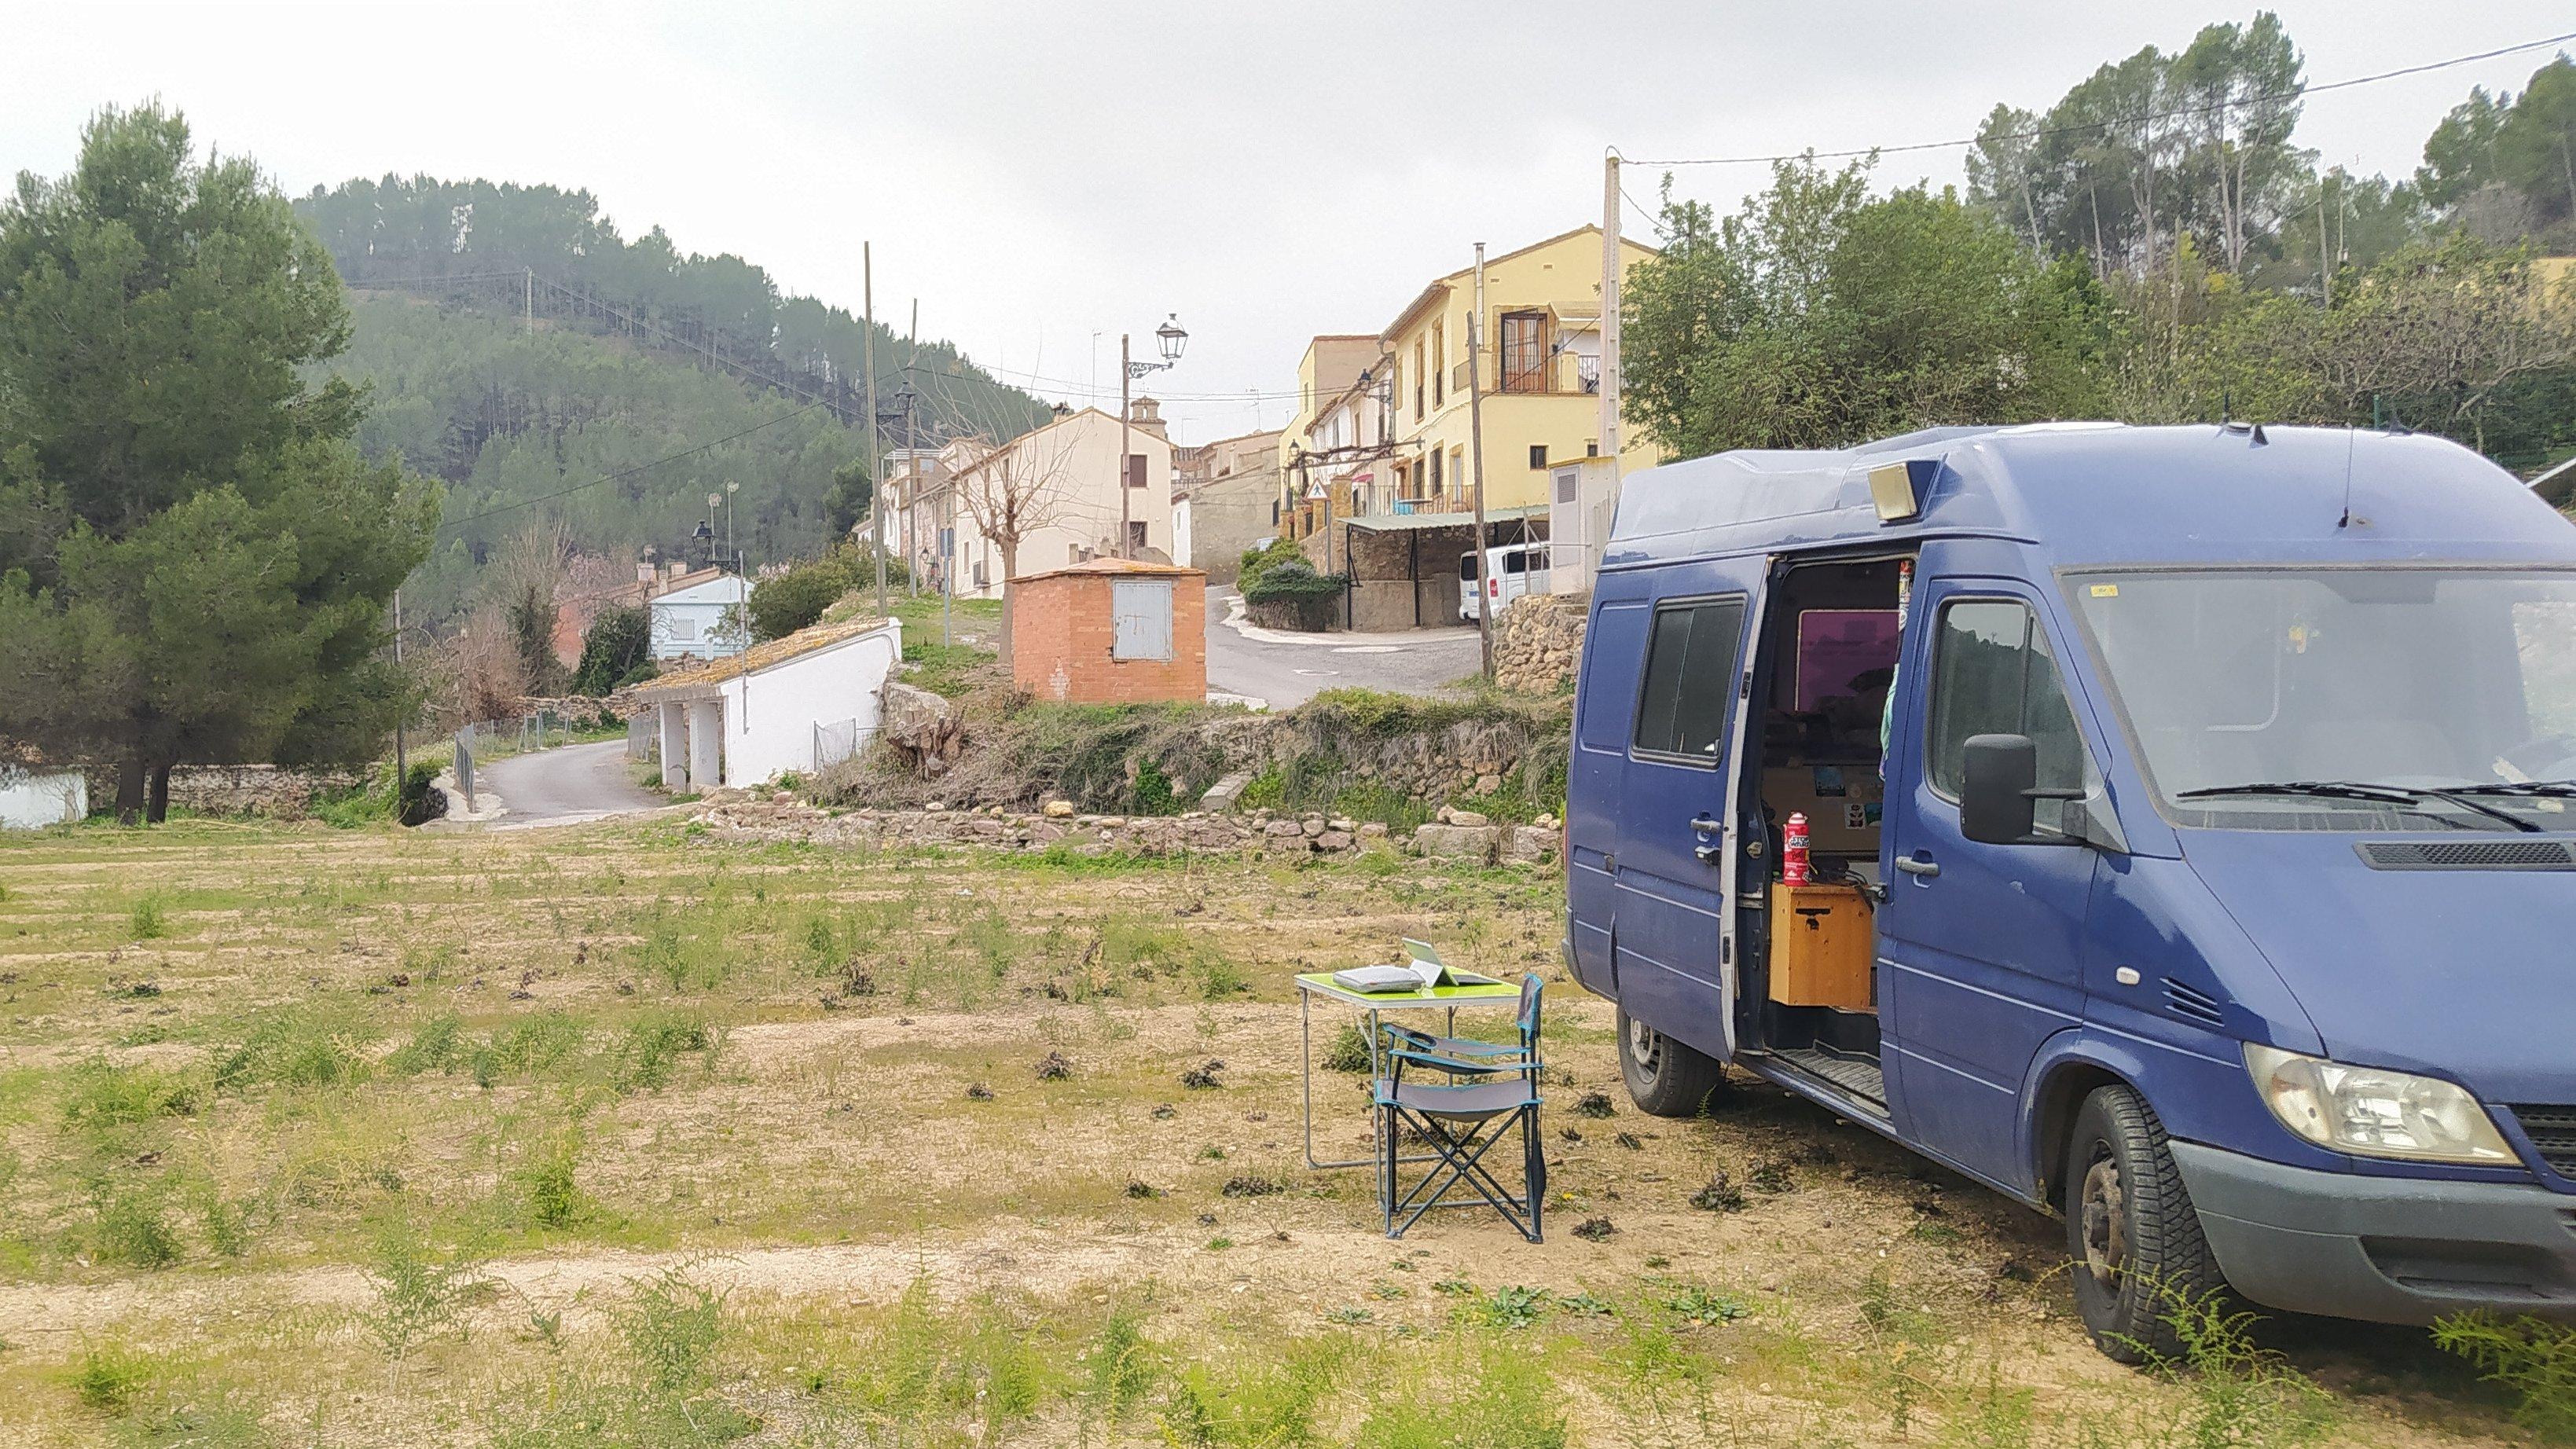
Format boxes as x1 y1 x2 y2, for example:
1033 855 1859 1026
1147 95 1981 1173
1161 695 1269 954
1459 543 1551 622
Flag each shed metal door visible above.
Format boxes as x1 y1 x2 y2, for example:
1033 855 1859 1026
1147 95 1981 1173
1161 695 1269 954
1111 579 1175 661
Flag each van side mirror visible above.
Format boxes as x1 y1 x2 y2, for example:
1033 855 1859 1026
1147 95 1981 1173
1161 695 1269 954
1959 733 2086 845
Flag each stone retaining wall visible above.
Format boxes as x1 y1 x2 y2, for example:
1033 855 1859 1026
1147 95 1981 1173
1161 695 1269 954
1492 591 1588 697
78 764 369 817
692 795 1557 865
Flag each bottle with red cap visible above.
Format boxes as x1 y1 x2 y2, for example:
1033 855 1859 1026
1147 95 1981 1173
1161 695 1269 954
1782 812 1811 885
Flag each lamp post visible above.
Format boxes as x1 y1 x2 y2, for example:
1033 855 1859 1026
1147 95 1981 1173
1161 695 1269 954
1117 314 1188 559
724 479 739 573
705 492 721 569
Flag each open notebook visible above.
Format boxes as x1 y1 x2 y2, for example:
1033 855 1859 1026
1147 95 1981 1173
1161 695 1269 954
1330 938 1501 994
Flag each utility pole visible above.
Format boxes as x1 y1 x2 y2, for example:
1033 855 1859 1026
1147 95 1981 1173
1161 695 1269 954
1599 154 1624 465
391 588 406 811
1468 242 1494 680
1117 332 1133 559
907 298 921 596
864 242 884 614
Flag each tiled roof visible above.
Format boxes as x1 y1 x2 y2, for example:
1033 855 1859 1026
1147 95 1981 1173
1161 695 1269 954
629 614 894 696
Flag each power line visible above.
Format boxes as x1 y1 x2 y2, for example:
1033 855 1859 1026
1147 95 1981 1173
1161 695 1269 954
434 399 835 535
1619 31 2576 169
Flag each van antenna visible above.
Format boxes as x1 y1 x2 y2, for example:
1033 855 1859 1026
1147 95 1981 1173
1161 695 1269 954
2337 427 2358 529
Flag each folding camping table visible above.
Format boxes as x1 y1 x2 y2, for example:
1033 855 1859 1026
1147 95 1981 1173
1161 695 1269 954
1294 971 1525 1171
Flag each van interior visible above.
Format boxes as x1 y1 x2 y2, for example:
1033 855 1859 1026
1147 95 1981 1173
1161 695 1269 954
1740 555 1909 1109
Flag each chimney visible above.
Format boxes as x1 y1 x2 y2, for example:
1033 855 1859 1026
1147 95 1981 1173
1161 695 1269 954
1128 395 1167 439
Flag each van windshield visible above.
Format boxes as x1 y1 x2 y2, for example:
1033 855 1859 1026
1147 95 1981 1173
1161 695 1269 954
2072 569 2576 831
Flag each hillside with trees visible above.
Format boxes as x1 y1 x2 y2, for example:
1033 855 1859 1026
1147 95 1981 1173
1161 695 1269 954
1625 24 2576 471
294 175 1055 622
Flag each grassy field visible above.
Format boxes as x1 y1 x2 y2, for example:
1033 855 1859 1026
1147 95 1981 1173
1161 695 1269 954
0 814 2539 1447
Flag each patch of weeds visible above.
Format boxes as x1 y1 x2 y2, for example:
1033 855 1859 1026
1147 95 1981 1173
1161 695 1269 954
510 1132 590 1231
1466 1286 1552 1330
1353 1333 1569 1449
1323 1306 1374 1326
1572 1216 1616 1242
1319 1023 1372 1073
1159 1336 1347 1449
2435 1312 2576 1442
1662 1285 1751 1326
359 1220 492 1359
1086 1304 1161 1423
1035 1050 1074 1081
61 1059 199 1132
472 1010 589 1088
1433 1277 1476 1297
1198 1145 1227 1161
386 1012 464 1076
965 1082 995 1101
1558 1291 1616 1319
1204 1236 1235 1252
66 1341 152 1411
1220 1173 1283 1199
1745 1157 1795 1193
1180 1058 1227 1090
194 1188 257 1258
614 1009 712 1092
213 1011 372 1095
1125 1179 1163 1200
1941 1363 2038 1449
128 896 168 941
1688 1172 1746 1213
1194 957 1249 1000
2147 1289 2336 1446
1571 1091 1615 1119
90 1181 181 1268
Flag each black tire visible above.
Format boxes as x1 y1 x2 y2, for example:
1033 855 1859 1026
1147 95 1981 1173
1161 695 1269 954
2065 1084 2226 1364
1616 1006 1730 1117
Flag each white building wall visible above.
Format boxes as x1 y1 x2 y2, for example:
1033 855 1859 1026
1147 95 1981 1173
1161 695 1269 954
649 578 750 661
942 410 1174 599
717 619 904 787
0 768 86 830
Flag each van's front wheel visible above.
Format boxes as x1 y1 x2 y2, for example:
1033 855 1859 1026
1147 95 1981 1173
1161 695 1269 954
1616 1007 1729 1117
2065 1084 2225 1363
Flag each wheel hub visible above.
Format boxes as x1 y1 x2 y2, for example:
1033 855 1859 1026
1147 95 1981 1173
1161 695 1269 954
1627 1018 1663 1077
2079 1152 2127 1286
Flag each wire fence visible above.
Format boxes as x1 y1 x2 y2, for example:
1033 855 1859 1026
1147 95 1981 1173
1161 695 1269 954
629 713 659 762
813 718 877 771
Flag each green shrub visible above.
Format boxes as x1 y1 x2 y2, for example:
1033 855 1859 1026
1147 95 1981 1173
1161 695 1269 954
387 1012 465 1076
1132 757 1178 816
1160 1337 1347 1447
472 1011 589 1088
61 1060 198 1131
1319 1023 1372 1073
2435 1312 2576 1441
512 1133 589 1231
91 1184 182 1268
213 1012 373 1094
573 605 652 695
1242 559 1346 631
65 1342 153 1411
128 895 167 941
359 1220 491 1359
615 1010 713 1092
1236 537 1305 596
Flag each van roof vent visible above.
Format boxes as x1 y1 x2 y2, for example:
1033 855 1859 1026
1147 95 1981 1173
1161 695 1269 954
2358 840 2576 871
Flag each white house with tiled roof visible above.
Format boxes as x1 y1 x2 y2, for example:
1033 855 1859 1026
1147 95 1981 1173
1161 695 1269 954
629 614 903 791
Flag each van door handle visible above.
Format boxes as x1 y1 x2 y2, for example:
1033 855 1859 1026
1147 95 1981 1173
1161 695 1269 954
1895 855 1940 879
1690 816 1723 864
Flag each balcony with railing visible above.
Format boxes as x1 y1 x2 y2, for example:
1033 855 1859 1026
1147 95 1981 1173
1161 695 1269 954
1451 349 1600 397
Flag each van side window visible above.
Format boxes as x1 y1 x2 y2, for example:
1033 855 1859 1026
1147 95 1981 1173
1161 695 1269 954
1633 598 1748 760
1927 599 2089 827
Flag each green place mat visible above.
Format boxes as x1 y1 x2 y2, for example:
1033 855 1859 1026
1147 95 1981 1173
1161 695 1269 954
1294 972 1523 1008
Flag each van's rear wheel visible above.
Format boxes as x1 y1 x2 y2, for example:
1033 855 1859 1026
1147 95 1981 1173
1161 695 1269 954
2065 1084 2225 1363
1616 1007 1729 1117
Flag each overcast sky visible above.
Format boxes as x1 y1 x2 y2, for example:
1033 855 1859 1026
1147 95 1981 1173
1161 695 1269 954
6 2 2571 443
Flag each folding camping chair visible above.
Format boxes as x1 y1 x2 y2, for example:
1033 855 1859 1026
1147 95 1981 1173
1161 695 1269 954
1373 973 1545 1242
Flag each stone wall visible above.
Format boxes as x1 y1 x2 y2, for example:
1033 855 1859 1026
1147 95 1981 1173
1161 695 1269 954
79 764 369 818
1188 702 1561 805
1492 590 1589 696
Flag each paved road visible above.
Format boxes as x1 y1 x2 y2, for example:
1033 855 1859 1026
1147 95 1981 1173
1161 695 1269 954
1203 587 1484 709
474 738 663 829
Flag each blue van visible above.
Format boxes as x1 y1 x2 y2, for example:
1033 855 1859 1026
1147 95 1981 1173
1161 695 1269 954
1564 422 2576 1359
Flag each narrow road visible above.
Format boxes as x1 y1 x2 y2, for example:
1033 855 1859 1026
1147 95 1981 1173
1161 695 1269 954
473 737 662 829
1203 587 1483 709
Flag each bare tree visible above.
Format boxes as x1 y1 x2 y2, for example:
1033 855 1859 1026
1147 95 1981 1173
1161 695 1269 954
483 520 571 697
947 424 1084 669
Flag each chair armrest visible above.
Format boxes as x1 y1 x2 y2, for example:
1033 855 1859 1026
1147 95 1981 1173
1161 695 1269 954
1388 1046 1521 1076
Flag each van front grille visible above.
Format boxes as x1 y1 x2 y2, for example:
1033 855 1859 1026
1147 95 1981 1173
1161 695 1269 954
2509 1106 2576 1179
2358 840 2576 871
2162 978 2225 1027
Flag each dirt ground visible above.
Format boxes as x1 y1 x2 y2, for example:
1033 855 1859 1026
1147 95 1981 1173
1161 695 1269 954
0 811 2532 1447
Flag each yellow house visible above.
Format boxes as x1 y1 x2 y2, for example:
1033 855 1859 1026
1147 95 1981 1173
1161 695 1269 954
1285 225 1660 542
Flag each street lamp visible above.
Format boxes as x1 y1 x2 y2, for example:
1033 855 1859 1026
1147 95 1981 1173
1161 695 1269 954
725 479 739 572
1117 313 1189 559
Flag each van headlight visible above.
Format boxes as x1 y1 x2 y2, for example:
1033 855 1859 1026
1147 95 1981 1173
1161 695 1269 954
2245 1044 2515 1165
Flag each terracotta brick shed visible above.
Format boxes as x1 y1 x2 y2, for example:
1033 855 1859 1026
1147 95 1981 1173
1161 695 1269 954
1010 559 1207 704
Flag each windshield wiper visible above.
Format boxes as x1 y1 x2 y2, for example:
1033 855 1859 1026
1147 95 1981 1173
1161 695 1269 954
2440 780 2576 798
2178 780 2543 833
